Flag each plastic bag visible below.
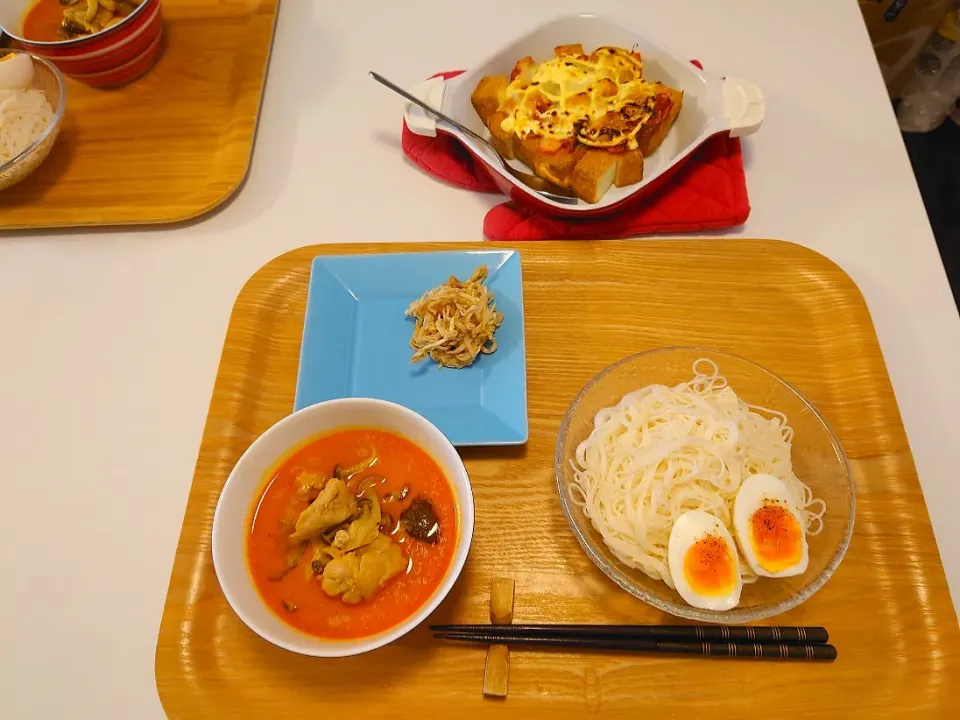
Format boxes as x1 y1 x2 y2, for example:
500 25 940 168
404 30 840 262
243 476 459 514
897 9 960 132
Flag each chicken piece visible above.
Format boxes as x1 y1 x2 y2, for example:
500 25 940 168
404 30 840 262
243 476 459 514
321 554 362 600
61 3 115 35
290 478 357 541
306 542 343 578
331 489 381 552
353 535 406 600
320 534 405 604
61 5 94 35
400 496 440 544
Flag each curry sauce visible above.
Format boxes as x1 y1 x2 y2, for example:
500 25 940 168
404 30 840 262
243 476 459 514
247 428 458 640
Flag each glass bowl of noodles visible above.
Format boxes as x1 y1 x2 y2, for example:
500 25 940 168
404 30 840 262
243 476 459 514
555 347 854 624
0 49 65 192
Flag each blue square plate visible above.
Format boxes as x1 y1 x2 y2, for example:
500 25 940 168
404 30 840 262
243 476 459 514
294 250 527 446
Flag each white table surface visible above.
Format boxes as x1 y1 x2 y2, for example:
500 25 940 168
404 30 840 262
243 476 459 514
3 0 959 717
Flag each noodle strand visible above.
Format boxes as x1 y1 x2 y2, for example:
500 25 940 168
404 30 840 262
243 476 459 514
570 358 826 589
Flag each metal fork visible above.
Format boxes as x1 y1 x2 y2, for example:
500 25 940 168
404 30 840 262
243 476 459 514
370 71 579 205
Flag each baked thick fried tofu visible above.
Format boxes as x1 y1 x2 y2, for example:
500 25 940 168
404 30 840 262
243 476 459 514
534 138 586 187
513 134 541 168
614 148 644 187
554 43 585 57
509 56 535 82
486 111 516 159
570 150 619 204
636 87 683 157
471 75 508 126
589 46 643 64
470 45 683 203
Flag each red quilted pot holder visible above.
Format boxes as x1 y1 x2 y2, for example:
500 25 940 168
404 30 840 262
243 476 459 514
400 69 751 241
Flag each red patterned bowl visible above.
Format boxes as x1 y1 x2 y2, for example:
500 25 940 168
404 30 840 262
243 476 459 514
0 0 163 88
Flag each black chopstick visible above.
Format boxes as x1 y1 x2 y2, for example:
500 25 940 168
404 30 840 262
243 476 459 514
429 623 829 645
434 632 837 661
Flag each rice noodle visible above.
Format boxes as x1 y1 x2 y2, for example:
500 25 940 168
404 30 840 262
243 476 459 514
0 89 53 166
569 358 827 588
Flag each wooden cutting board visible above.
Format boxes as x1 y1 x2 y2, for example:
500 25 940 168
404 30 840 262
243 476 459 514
0 0 280 229
156 240 960 719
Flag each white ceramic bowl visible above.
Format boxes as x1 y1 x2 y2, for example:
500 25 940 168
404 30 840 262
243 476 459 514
212 398 475 657
403 13 765 217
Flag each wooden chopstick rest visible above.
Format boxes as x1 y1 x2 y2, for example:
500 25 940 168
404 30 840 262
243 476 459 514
490 578 515 626
483 645 510 697
482 578 515 698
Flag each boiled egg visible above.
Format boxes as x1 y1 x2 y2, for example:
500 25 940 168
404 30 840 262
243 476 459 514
733 473 809 578
0 53 34 91
667 510 742 611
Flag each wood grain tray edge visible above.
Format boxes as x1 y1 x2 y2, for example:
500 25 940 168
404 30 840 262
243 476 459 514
0 0 282 230
155 239 960 719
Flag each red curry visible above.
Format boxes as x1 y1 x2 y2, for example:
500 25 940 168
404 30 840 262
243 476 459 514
22 0 141 43
247 428 458 639
21 0 64 41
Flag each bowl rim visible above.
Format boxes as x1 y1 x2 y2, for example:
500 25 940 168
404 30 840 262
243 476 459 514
553 345 856 624
211 397 476 657
0 49 65 175
0 0 153 47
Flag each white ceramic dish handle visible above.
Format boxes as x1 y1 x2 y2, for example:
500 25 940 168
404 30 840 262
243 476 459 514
723 77 765 138
403 76 447 138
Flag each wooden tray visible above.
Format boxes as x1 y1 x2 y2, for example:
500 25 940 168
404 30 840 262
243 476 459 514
156 240 960 718
0 0 280 230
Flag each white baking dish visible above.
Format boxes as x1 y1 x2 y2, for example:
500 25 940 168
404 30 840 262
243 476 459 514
404 13 764 216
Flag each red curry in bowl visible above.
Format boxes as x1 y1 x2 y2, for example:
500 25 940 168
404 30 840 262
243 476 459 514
247 428 458 640
3 0 164 88
22 0 143 42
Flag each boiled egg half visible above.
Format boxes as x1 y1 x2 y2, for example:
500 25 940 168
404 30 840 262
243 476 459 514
667 509 742 611
733 473 809 578
0 53 34 92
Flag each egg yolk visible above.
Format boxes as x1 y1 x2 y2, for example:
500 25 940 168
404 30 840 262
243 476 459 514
682 535 738 596
749 502 803 572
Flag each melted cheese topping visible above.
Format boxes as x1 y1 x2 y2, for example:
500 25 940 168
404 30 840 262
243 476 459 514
499 46 661 150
